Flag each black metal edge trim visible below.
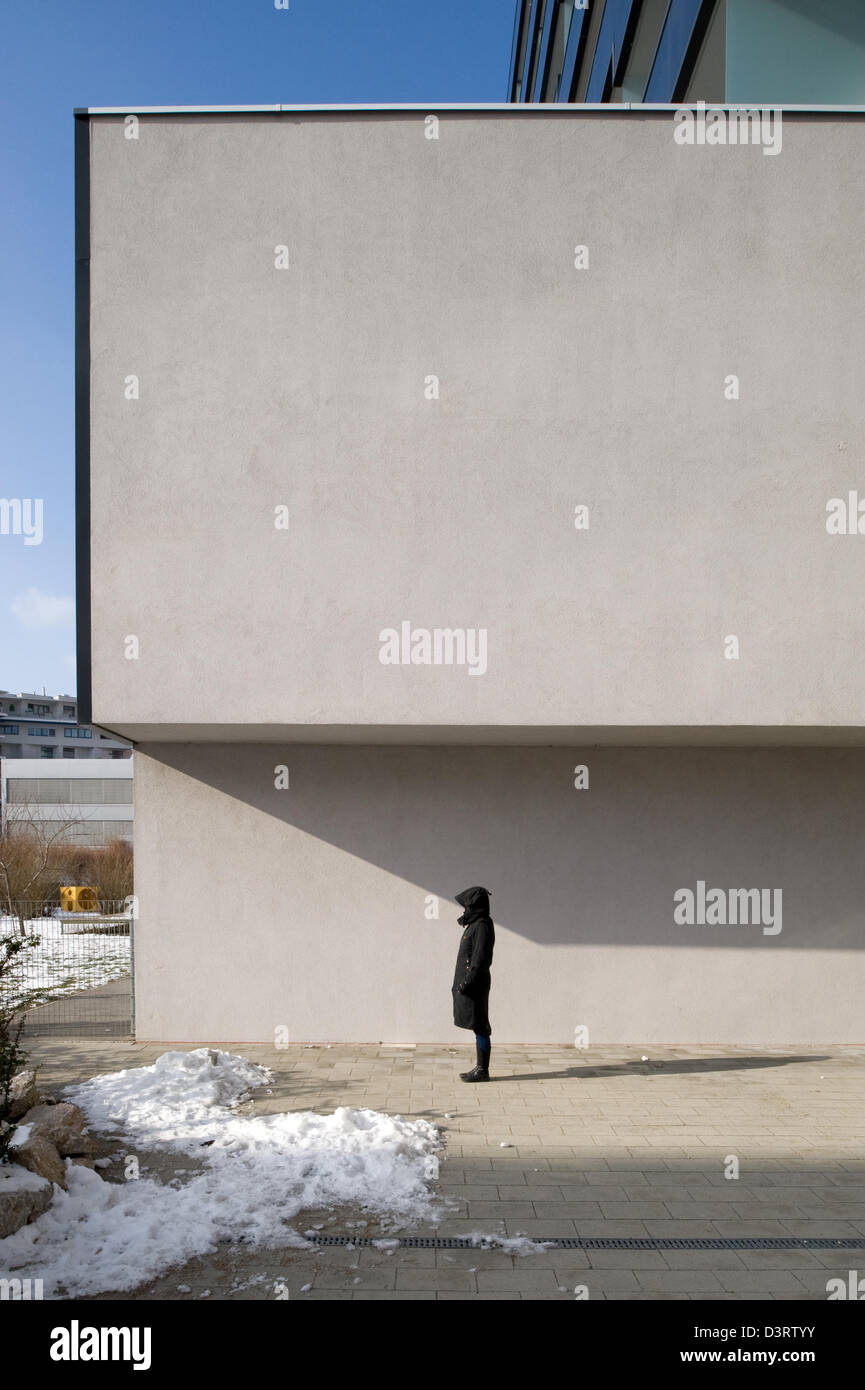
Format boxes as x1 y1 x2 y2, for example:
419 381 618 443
74 112 92 727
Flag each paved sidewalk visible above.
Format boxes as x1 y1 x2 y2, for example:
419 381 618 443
23 977 131 1038
21 1040 865 1301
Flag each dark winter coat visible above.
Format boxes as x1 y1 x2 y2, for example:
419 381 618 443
452 886 494 1035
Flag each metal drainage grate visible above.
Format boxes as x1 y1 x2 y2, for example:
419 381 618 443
311 1234 865 1251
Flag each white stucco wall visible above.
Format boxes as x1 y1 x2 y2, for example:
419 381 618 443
86 110 865 740
132 744 865 1043
83 110 865 1043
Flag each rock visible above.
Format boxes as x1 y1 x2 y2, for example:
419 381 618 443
6 1070 38 1122
68 1156 98 1171
0 1162 54 1237
19 1102 92 1156
11 1134 67 1189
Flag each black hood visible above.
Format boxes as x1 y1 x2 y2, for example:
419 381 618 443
456 886 491 925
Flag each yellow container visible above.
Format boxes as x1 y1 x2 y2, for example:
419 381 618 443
60 885 99 912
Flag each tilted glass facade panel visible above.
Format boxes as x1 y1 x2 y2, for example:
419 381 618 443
644 0 717 102
584 0 642 102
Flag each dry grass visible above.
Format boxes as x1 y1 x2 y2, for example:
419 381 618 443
0 830 133 914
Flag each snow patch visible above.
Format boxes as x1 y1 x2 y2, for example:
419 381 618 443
69 1047 267 1146
0 914 130 1008
0 1049 442 1298
462 1232 554 1255
0 1162 51 1194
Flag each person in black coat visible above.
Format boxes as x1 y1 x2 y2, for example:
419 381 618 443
452 886 495 1082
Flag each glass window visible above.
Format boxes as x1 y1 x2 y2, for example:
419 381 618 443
7 779 39 803
67 779 104 804
38 778 70 803
50 818 134 847
101 779 133 804
8 778 77 804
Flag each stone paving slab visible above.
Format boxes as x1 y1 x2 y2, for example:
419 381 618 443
14 1040 865 1301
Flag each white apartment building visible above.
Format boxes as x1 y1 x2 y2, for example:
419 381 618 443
0 689 131 761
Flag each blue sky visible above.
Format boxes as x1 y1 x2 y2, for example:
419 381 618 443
0 0 513 699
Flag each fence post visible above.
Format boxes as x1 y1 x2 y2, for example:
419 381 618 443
129 900 136 1038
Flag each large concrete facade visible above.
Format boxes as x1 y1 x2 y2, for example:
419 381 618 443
133 744 864 1044
80 108 865 1040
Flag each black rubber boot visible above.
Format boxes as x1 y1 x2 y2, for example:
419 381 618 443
459 1052 478 1081
461 1043 491 1082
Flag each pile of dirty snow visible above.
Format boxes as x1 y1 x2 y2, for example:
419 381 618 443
70 1047 266 1146
0 1049 441 1298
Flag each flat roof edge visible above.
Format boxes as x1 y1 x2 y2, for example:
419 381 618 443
91 723 865 750
74 102 865 116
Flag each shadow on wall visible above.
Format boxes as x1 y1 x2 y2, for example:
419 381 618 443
141 743 865 951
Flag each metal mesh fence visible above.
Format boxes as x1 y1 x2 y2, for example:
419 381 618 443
1 900 133 1037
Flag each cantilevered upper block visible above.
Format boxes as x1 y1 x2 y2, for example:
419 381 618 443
81 108 865 742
